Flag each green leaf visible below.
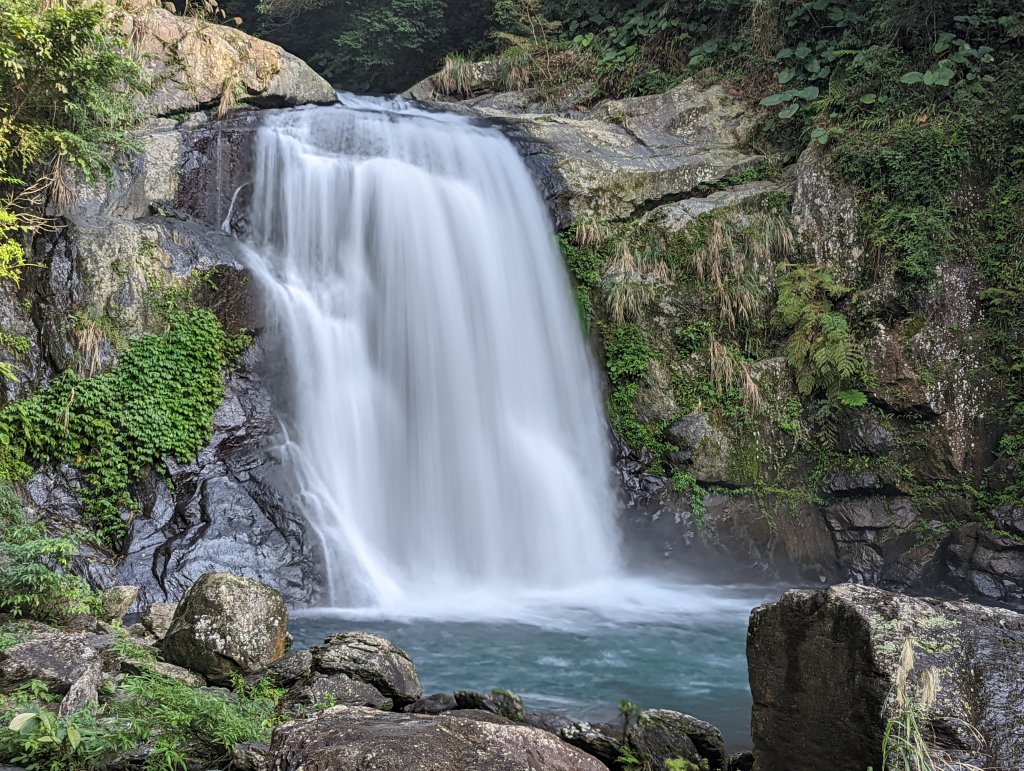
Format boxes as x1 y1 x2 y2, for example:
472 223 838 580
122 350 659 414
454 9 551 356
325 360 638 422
9 712 38 733
859 93 877 104
900 71 924 84
796 85 820 101
760 92 791 106
778 68 795 84
779 102 800 119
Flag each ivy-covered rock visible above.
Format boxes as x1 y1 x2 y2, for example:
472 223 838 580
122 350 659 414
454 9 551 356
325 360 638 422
160 573 289 685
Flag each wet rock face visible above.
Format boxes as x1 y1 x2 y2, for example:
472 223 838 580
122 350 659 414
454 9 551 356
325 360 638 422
748 584 1024 771
116 346 324 609
267 705 609 771
311 632 422 707
160 572 289 684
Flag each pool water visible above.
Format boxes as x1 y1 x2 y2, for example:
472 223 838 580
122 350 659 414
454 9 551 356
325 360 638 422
289 579 777 750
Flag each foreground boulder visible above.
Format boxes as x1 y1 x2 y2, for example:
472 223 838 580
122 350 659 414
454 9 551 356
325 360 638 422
160 573 288 684
311 632 421 706
267 705 608 770
748 584 1024 771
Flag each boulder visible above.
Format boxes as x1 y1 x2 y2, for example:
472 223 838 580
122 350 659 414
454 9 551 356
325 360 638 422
625 709 721 770
248 649 313 688
121 659 206 688
160 573 288 684
266 705 609 770
281 673 392 714
525 709 574 734
112 0 336 118
141 603 177 640
311 632 421 706
0 633 106 694
464 79 760 223
100 586 139 622
454 689 526 722
791 142 862 283
747 584 1024 771
558 722 622 768
404 692 458 715
58 662 104 717
232 741 270 771
666 413 733 484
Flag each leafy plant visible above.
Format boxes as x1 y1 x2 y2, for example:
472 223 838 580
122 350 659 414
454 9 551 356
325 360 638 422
0 484 100 624
0 311 245 545
774 264 865 403
672 471 707 526
0 672 285 770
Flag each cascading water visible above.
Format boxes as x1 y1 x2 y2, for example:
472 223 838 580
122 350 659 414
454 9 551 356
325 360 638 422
242 97 622 610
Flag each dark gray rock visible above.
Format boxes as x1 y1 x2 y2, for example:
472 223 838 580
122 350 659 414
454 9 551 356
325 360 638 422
524 709 574 734
248 649 312 688
558 722 622 767
729 750 754 771
404 692 458 715
820 470 882 496
160 573 289 685
454 689 525 722
748 584 1024 771
312 632 421 707
823 496 921 585
113 347 324 610
836 412 897 457
282 673 392 714
941 522 1024 607
625 709 701 770
267 705 608 770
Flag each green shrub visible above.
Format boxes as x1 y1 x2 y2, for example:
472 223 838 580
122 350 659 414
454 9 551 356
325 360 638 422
0 484 99 624
0 673 284 771
774 264 866 405
0 311 245 545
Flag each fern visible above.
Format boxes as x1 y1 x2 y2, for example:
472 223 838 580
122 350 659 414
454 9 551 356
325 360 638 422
775 264 866 401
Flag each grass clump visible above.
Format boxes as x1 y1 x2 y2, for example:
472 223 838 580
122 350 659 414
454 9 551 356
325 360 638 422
0 672 285 771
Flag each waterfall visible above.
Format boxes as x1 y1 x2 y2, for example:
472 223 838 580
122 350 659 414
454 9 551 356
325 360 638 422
242 97 621 610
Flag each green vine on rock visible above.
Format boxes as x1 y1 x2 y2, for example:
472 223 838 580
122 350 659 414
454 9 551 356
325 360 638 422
0 310 247 546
